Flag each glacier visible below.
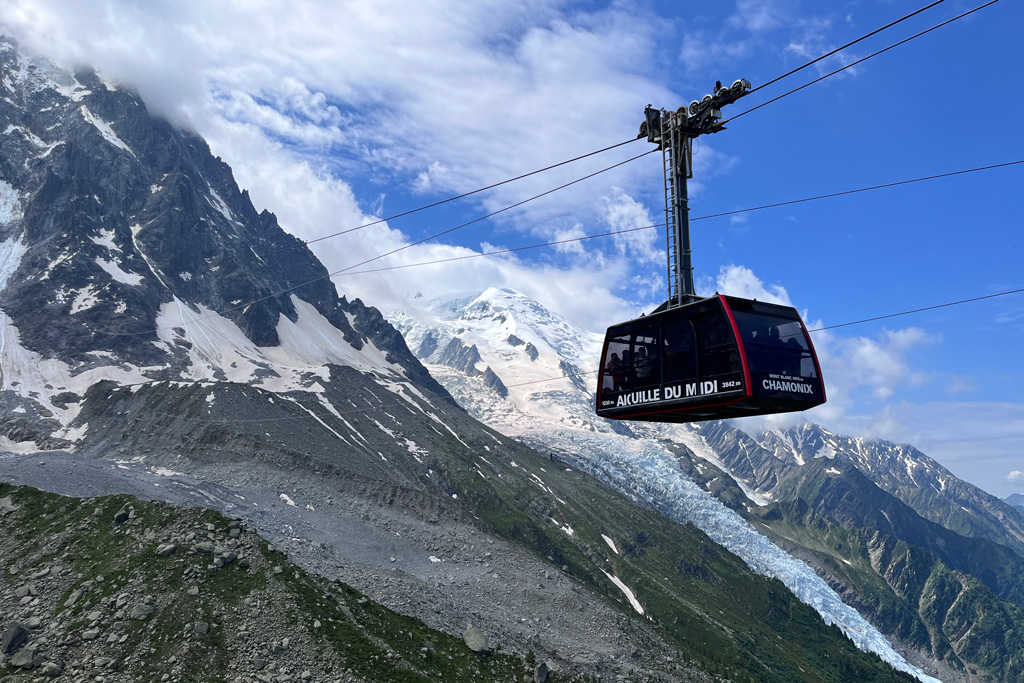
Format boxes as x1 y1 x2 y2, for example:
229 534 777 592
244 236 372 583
390 286 942 683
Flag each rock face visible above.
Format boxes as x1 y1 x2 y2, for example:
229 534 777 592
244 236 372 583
0 34 449 450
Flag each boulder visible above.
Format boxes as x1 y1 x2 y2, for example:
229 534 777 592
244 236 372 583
463 625 489 654
40 661 63 677
2 622 29 654
129 603 154 621
0 496 17 516
10 645 40 669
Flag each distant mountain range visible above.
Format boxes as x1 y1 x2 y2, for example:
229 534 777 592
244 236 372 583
0 36 925 683
390 287 1024 682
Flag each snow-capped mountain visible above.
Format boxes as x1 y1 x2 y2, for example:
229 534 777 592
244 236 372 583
702 422 1024 555
390 287 948 682
0 36 448 457
1 37 932 682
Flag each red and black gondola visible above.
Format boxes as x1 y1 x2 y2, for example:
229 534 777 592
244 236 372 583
596 295 825 423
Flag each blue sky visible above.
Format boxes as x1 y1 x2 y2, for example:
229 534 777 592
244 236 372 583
3 0 1022 497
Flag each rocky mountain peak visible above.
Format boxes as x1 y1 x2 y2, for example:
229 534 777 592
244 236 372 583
0 37 450 449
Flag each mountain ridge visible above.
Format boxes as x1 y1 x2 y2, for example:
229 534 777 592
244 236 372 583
0 36 925 683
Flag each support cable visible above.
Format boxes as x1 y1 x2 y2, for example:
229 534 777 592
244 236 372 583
724 0 1002 124
224 137 641 269
330 148 657 276
92 149 657 337
748 0 948 96
333 160 1023 277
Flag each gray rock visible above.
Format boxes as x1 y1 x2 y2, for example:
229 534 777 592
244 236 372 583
25 617 42 630
129 603 154 621
155 543 177 557
0 495 18 516
82 628 101 640
463 625 489 654
10 645 41 669
194 621 209 635
113 509 129 524
535 661 552 683
2 622 29 654
40 661 64 677
64 588 84 607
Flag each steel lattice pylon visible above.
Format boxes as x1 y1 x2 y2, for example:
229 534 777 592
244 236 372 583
640 79 751 310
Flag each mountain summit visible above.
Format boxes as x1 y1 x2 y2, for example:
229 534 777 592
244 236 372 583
0 36 450 452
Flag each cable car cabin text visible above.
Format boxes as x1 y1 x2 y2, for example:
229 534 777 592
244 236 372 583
596 295 825 423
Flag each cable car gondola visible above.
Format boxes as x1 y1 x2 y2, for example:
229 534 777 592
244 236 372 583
596 93 826 423
595 295 825 423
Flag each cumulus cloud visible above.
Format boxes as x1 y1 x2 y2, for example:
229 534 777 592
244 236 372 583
2 0 673 237
601 187 660 263
699 264 792 304
551 224 588 255
1008 471 1024 485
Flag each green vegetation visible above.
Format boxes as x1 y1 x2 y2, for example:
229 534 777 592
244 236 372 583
424 435 918 683
749 495 1024 682
0 483 584 682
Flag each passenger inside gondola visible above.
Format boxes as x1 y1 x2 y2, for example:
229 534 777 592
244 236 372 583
607 352 626 392
736 316 812 380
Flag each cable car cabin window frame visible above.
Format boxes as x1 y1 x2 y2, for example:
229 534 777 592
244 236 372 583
596 295 825 423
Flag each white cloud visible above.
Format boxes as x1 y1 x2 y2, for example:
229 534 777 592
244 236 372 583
728 0 797 33
945 375 978 395
601 187 660 263
2 0 674 239
551 224 588 255
1008 471 1024 485
701 264 792 304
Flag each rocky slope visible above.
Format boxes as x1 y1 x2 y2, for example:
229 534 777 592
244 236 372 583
709 423 1024 556
0 482 565 683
